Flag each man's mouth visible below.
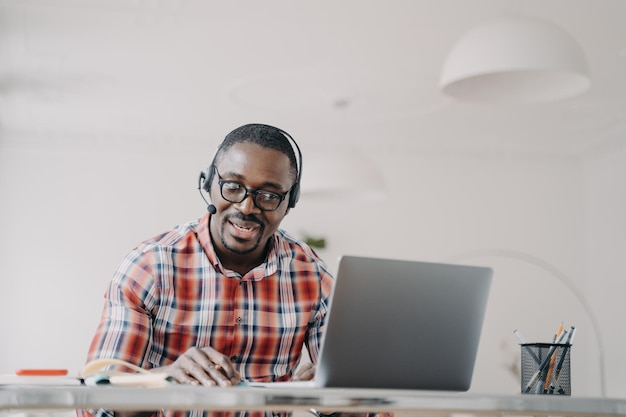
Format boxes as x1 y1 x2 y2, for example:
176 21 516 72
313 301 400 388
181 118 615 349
228 219 261 240
232 222 256 233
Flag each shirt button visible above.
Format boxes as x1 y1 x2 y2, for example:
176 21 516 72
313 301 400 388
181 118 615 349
236 317 242 324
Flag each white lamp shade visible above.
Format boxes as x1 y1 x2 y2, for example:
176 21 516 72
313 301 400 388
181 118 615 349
302 149 386 199
439 15 591 103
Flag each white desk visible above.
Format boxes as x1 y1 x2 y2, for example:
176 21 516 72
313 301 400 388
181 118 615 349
1 386 626 416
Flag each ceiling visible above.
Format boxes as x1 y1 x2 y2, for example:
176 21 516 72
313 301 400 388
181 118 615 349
1 0 625 159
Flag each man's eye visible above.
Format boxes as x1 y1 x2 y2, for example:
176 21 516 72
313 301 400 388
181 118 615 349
223 182 243 191
258 192 279 202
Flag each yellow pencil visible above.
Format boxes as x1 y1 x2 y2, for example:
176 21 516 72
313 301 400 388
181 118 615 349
544 323 564 392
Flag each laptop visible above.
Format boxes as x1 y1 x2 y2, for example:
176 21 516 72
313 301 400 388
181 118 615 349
250 255 493 391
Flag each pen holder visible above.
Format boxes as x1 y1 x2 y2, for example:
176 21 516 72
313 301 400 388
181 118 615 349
520 343 571 395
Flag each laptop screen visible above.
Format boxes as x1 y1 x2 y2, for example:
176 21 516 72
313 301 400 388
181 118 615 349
315 255 493 391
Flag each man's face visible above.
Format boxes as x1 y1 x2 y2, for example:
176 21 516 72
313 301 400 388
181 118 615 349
209 141 294 260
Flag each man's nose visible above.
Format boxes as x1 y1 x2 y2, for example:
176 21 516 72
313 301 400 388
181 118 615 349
237 193 261 215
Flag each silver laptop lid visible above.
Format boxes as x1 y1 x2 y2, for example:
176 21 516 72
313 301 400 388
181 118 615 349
316 255 493 391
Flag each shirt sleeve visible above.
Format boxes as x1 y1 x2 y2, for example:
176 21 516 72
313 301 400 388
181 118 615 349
86 247 157 366
80 248 159 417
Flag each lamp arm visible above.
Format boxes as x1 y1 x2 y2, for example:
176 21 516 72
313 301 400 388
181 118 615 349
446 248 606 397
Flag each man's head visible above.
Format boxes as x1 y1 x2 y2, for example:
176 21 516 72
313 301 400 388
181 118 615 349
204 124 302 271
205 124 301 208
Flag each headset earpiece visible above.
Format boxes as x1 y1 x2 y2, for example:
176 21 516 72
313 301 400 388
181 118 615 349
199 166 214 193
288 179 300 208
197 168 217 213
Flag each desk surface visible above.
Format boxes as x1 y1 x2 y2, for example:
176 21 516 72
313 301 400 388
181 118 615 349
2 386 626 416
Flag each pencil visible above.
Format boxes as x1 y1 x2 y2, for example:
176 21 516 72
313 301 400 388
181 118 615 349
543 323 564 392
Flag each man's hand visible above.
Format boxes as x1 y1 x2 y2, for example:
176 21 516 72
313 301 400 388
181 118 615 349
158 346 240 386
113 347 239 417
293 362 315 381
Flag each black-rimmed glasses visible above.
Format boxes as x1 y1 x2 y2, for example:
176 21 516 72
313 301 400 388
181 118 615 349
214 167 289 211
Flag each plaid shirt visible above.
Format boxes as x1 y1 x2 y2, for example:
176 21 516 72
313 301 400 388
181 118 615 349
80 213 334 417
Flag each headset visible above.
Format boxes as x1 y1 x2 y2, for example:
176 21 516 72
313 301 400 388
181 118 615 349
198 124 303 210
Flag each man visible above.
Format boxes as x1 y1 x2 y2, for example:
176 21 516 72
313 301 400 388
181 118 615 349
80 124 334 417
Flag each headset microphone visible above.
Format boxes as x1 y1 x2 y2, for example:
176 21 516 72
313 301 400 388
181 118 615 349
198 171 217 214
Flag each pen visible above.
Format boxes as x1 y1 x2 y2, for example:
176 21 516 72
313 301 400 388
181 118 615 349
513 329 526 344
548 326 576 394
514 330 541 365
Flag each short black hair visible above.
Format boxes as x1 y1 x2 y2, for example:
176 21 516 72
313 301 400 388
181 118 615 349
214 123 298 181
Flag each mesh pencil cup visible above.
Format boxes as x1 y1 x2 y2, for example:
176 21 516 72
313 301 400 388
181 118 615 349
520 343 571 395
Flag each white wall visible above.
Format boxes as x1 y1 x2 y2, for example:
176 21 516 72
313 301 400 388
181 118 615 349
286 146 602 396
1 134 624 398
582 135 626 398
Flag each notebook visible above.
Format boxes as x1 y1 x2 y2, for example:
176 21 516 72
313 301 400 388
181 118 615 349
250 255 493 391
